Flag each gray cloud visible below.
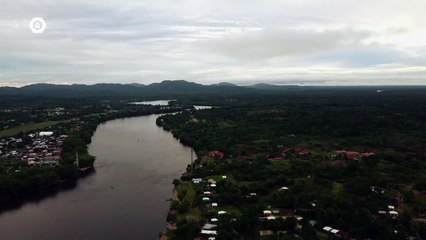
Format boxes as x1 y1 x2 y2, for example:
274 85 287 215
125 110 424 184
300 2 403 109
0 0 425 86
202 28 371 60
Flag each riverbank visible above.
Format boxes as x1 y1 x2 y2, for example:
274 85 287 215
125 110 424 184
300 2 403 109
0 112 193 240
0 106 185 214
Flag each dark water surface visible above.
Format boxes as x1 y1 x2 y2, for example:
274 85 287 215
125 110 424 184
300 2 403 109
0 115 191 240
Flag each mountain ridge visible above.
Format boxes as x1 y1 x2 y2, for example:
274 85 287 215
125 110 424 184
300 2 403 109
0 80 258 97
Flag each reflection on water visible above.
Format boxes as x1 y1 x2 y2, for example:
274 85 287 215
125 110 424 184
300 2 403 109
0 180 79 216
0 115 191 240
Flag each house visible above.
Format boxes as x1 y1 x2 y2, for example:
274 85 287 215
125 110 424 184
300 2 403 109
282 147 292 155
208 151 225 158
334 150 361 160
323 226 332 232
361 152 375 158
259 230 273 236
389 211 398 217
377 210 387 219
267 156 284 161
215 151 225 158
39 131 53 137
309 220 317 226
202 223 217 230
263 210 272 215
201 230 217 236
192 178 202 184
294 147 310 156
281 146 310 157
333 150 376 161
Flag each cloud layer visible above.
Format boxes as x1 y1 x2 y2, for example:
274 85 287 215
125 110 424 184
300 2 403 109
0 0 425 86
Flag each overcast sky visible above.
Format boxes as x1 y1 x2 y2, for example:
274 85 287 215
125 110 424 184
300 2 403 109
0 0 425 86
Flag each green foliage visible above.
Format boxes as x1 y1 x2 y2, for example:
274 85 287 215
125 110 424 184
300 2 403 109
172 179 181 188
171 219 199 240
415 177 426 191
301 221 318 240
159 89 426 239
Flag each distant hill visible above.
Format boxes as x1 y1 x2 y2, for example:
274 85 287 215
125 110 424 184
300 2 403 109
143 80 209 93
210 82 238 87
10 83 143 97
249 83 302 90
0 80 256 98
2 81 419 99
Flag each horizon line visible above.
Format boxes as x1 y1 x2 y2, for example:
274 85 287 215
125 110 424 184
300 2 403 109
1 80 426 88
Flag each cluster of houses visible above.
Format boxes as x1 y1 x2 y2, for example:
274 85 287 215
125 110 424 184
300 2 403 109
208 147 375 164
322 226 352 239
377 205 399 219
192 175 356 239
207 151 225 159
176 147 390 239
266 146 310 161
258 205 354 239
265 146 376 162
332 150 375 161
0 131 67 165
190 176 229 240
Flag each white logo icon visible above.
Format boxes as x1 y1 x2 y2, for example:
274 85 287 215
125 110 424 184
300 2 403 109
29 17 46 34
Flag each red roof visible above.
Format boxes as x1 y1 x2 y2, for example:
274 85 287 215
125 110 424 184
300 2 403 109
282 147 292 153
295 147 309 155
215 151 225 157
361 152 375 157
335 150 361 160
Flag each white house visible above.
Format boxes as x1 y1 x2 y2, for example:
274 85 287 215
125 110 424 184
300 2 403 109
323 226 332 232
39 131 53 137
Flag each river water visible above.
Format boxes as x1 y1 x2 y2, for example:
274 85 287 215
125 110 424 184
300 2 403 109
0 114 192 240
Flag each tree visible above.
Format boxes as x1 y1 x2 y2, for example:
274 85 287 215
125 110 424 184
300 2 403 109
301 221 318 240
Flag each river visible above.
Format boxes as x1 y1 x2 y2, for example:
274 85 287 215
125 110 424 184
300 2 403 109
0 114 192 240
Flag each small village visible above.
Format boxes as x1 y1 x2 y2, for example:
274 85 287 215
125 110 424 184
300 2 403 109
0 131 67 166
165 145 421 240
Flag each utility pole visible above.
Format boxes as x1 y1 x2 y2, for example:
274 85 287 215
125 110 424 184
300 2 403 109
75 152 79 168
191 149 194 172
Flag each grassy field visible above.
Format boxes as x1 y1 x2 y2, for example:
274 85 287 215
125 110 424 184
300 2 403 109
0 121 60 138
332 182 344 195
177 181 197 205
